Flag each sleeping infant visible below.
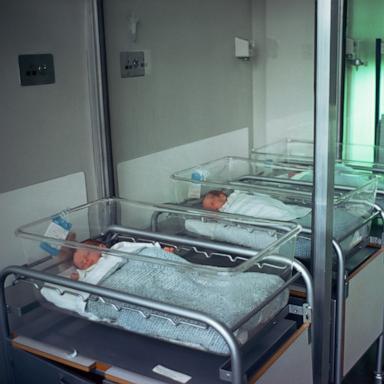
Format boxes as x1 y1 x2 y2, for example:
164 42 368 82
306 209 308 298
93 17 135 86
70 239 174 280
202 190 311 221
70 239 107 280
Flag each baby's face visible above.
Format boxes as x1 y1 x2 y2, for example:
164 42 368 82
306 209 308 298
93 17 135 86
73 246 104 270
202 192 227 211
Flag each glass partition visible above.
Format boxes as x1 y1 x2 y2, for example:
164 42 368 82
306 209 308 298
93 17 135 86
101 0 316 203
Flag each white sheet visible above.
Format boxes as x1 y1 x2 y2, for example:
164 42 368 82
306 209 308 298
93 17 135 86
220 191 311 221
292 163 371 188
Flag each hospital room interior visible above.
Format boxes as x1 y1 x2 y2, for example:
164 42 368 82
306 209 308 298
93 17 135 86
0 0 383 383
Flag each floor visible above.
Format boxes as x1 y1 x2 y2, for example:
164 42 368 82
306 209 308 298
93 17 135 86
343 341 383 383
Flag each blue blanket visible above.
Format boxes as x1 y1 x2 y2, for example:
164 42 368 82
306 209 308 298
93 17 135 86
86 246 288 354
295 208 370 259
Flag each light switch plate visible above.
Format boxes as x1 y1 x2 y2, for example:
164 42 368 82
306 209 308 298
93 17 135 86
120 51 145 78
18 54 55 86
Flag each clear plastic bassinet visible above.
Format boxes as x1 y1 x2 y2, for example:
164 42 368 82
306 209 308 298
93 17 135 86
7 198 303 358
15 197 300 274
252 138 314 165
252 139 384 170
171 155 377 204
251 140 384 208
171 156 379 264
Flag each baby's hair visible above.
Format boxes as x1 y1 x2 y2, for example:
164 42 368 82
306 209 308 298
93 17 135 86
203 190 227 198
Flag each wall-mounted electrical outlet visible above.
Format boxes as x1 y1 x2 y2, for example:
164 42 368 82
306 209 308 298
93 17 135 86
120 51 145 78
18 54 55 86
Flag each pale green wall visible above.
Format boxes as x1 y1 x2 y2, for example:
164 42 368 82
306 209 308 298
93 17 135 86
343 0 384 161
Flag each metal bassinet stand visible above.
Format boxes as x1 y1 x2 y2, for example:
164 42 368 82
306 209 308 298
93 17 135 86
0 234 313 384
171 160 383 383
229 176 384 383
231 177 384 383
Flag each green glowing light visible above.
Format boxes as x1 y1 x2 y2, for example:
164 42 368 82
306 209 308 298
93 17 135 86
342 0 384 163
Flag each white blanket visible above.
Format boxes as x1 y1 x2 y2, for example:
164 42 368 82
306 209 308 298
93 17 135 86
219 191 311 221
292 163 371 188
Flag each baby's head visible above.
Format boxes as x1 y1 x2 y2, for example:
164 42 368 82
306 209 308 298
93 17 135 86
202 190 228 211
73 239 107 270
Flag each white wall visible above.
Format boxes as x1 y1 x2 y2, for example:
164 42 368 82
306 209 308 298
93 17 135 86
0 0 98 199
104 0 253 167
251 0 267 149
0 0 100 271
252 0 315 148
105 0 315 197
117 128 249 202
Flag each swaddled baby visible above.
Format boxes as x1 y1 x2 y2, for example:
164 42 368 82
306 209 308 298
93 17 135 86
70 239 174 280
202 190 310 221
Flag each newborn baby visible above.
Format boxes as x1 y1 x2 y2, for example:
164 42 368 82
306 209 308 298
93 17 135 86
71 239 175 280
202 190 310 221
71 239 107 280
202 190 229 210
